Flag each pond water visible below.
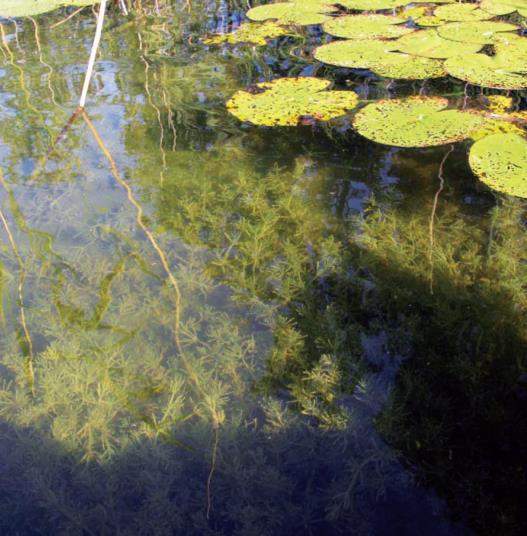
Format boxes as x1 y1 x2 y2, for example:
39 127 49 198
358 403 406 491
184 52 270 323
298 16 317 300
0 1 525 534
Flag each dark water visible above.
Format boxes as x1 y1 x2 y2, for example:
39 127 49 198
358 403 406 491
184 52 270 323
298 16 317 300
0 2 525 534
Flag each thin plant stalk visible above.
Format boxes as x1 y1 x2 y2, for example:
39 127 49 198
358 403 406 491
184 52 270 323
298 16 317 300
79 0 108 108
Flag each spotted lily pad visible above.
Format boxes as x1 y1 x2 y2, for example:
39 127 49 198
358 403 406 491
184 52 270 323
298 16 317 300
437 21 518 44
203 22 292 46
469 133 527 198
322 15 414 40
494 34 527 72
445 54 527 89
433 3 495 21
353 96 488 147
480 0 527 17
395 29 483 58
246 1 336 26
314 39 446 79
226 77 359 126
0 0 96 17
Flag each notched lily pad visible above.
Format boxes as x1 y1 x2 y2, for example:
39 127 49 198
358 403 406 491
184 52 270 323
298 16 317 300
353 96 488 147
314 39 446 79
437 21 518 44
480 0 527 17
0 0 96 17
416 15 446 27
336 0 409 9
469 133 527 198
395 29 483 58
433 3 495 21
226 77 359 126
445 53 527 89
203 22 292 46
246 1 336 26
322 14 414 40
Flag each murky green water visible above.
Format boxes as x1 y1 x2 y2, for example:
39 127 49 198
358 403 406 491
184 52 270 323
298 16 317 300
0 2 525 534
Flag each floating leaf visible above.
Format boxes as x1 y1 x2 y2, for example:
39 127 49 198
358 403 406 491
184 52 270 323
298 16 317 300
494 34 527 72
322 14 414 40
416 15 446 27
0 0 96 17
203 22 292 46
445 54 527 89
403 6 427 19
433 3 495 21
480 0 527 17
353 96 488 147
314 39 446 79
395 29 483 58
337 0 454 8
246 1 336 26
469 133 527 198
226 77 359 126
437 21 518 44
336 0 410 9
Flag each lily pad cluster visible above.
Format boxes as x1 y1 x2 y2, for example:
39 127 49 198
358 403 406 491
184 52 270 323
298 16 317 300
216 1 527 199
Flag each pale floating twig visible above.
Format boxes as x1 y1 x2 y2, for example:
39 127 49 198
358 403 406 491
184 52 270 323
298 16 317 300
79 0 108 109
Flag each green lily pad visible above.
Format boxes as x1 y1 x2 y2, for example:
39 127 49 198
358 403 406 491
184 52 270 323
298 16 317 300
437 21 518 44
480 0 527 17
444 53 527 89
322 15 414 40
314 39 446 79
0 0 96 17
433 3 495 21
226 77 359 126
395 29 483 58
336 0 409 9
416 15 446 27
203 22 292 46
494 34 527 72
353 96 488 147
469 133 527 198
246 1 336 26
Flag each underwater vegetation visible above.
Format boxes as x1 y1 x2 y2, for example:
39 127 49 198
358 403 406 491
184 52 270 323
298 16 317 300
0 0 524 535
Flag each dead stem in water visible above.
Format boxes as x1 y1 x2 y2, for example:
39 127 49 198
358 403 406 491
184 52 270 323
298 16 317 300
29 17 58 107
429 145 454 294
0 171 35 395
82 110 182 352
83 110 221 519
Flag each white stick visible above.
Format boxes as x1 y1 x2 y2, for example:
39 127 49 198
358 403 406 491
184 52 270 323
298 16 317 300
79 0 108 108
